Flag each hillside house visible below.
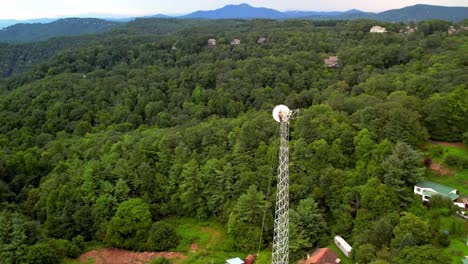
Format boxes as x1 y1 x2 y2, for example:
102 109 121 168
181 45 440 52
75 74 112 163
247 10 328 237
257 37 267 44
414 181 459 203
226 257 244 264
208 38 217 47
324 56 339 68
298 248 341 264
400 26 416 34
370 26 387 33
231 39 241 45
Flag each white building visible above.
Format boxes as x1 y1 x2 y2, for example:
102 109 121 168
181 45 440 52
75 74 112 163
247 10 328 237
414 181 459 203
370 26 387 33
334 236 352 258
208 39 217 47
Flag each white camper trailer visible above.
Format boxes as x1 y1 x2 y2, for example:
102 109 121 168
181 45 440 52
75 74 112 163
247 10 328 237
334 236 352 258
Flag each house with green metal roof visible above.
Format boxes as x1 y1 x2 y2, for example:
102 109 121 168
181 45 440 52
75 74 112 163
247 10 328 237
414 180 459 202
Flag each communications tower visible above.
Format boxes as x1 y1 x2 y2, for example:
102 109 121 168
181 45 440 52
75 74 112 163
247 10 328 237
271 105 298 264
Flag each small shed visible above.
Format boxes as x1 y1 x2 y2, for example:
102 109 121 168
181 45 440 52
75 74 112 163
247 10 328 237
370 26 387 33
245 254 256 264
226 257 244 264
324 56 339 68
257 37 267 44
208 38 217 47
231 39 241 45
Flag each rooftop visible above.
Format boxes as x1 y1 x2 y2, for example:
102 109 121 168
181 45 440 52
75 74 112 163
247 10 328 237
301 248 340 264
416 181 457 196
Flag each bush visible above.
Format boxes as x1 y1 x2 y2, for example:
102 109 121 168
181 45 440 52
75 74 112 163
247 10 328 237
436 231 450 246
49 238 82 258
25 243 60 264
105 198 152 251
72 235 85 251
146 221 180 251
445 155 468 168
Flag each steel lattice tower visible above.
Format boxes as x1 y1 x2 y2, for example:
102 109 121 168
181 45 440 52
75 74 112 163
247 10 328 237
271 105 297 264
272 120 290 264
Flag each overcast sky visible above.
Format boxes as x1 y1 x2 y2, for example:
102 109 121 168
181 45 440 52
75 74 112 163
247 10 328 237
1 0 467 19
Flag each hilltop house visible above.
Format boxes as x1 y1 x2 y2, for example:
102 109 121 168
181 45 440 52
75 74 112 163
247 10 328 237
324 56 339 68
231 39 241 45
370 26 387 33
400 26 416 34
208 38 217 47
298 248 341 264
448 26 458 34
414 181 459 203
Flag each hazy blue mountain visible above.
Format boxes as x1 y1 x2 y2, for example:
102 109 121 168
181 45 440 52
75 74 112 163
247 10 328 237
181 3 285 19
148 14 172 18
304 4 468 21
0 18 57 29
173 3 468 21
0 18 120 43
282 10 353 18
376 4 468 22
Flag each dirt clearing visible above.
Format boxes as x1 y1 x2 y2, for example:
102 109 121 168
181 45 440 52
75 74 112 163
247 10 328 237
78 248 186 264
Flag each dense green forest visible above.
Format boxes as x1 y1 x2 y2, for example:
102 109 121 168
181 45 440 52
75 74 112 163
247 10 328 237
0 18 467 263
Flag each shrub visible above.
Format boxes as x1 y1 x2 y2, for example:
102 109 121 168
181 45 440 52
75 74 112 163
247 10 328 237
105 198 152 251
436 231 450 247
49 238 82 258
25 243 60 264
146 221 180 251
445 155 468 168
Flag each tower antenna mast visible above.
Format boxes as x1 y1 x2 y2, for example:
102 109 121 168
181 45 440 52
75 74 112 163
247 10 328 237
271 105 298 264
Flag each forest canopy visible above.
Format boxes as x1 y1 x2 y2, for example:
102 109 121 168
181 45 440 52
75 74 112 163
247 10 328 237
0 18 467 263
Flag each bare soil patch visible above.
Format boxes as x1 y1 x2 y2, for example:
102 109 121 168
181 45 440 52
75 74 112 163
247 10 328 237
189 243 199 252
430 162 454 176
78 248 186 264
430 140 465 149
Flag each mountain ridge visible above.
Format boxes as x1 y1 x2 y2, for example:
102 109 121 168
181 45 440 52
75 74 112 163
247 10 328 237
0 18 120 43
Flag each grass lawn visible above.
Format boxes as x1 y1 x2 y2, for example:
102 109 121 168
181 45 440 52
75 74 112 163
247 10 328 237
425 143 468 195
327 242 352 264
427 170 468 195
438 216 468 264
425 143 467 163
162 218 261 264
